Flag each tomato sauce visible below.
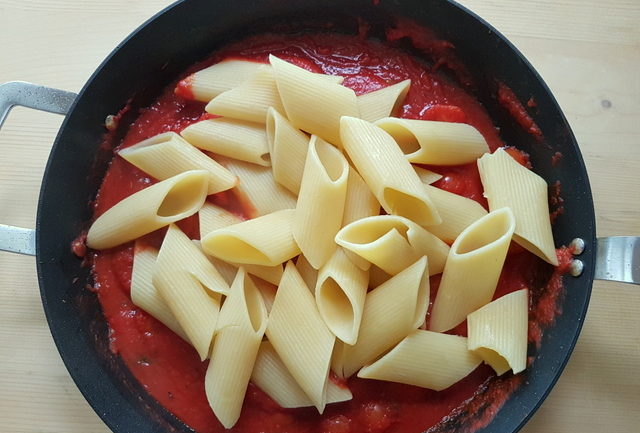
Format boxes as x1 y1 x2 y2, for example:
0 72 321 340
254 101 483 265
89 30 569 433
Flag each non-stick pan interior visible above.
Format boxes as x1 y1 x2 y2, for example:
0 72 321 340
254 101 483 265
35 1 595 432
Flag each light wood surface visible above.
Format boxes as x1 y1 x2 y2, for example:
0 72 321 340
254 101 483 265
0 1 638 432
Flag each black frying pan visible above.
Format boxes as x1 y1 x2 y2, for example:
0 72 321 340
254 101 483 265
0 0 635 432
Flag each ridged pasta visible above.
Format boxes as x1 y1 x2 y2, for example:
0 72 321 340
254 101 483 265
341 168 380 270
358 330 482 391
220 156 297 218
296 254 318 293
429 208 516 333
86 170 208 250
413 165 442 184
477 148 558 265
335 215 449 276
205 65 284 123
375 117 489 165
467 289 529 375
293 136 349 269
205 268 267 428
340 116 441 226
153 225 229 360
315 248 369 345
118 132 237 195
201 209 300 266
181 118 270 166
357 79 411 122
333 257 430 378
251 341 352 409
266 107 310 195
266 262 335 413
425 185 488 243
180 59 264 102
130 243 187 340
271 55 359 146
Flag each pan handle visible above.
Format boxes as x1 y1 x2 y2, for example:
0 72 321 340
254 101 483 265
593 237 640 285
0 81 77 256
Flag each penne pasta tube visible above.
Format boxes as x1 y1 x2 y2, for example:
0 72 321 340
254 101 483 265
357 79 411 122
266 107 310 195
315 248 369 345
293 136 349 269
201 209 300 266
425 185 488 243
181 118 271 166
333 257 430 378
130 243 187 341
205 268 267 428
341 168 380 270
86 170 208 250
340 116 441 226
205 65 285 124
153 225 229 360
467 289 529 375
335 215 449 276
429 207 516 333
220 156 297 218
270 55 359 146
413 165 442 184
266 262 335 413
477 147 558 265
177 59 264 102
375 117 489 165
358 330 482 391
118 132 238 195
296 254 318 293
251 341 352 409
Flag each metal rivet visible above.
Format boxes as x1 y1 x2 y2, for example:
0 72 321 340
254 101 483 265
569 259 584 277
569 238 585 255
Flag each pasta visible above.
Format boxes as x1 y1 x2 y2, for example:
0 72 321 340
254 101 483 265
205 65 284 123
266 262 335 413
340 116 441 226
118 132 238 195
251 341 352 409
201 209 300 266
130 243 187 341
180 118 271 166
424 185 488 243
357 79 411 122
429 207 516 333
358 330 482 391
292 135 349 269
477 148 559 265
205 268 267 428
266 107 310 195
413 165 443 184
335 215 449 276
467 289 529 375
270 55 359 146
86 170 208 250
220 156 297 218
375 117 489 165
315 248 369 345
333 257 430 378
153 225 229 360
295 254 318 292
180 59 264 102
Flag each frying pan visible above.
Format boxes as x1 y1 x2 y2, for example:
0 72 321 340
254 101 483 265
0 1 638 432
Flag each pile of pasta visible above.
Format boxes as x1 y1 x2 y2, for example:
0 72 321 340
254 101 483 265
86 56 559 429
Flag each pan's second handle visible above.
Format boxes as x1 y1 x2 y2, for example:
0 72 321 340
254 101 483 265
594 237 640 285
0 81 77 256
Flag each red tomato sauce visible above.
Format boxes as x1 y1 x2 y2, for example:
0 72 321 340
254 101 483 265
89 31 569 433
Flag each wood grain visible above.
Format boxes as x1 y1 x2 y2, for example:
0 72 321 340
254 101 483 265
0 1 638 432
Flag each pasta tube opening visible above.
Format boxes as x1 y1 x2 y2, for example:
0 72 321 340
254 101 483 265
245 275 269 333
317 277 354 333
157 174 209 217
453 207 515 255
383 187 434 227
207 235 270 264
381 122 420 154
316 138 348 181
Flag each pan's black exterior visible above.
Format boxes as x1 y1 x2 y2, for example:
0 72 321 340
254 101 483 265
35 1 596 432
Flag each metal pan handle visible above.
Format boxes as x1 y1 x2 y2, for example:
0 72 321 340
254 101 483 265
0 81 77 256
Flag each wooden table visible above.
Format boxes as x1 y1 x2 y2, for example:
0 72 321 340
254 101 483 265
0 1 638 432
